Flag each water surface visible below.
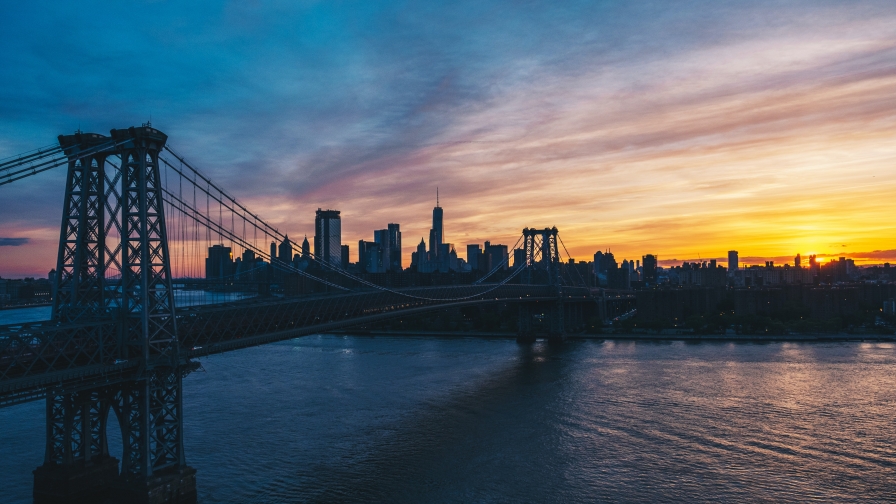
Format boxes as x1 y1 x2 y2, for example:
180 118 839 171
1 306 894 503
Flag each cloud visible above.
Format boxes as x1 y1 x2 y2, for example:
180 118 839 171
3 1 896 276
0 237 29 246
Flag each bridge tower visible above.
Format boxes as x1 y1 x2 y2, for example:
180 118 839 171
34 126 196 504
518 227 565 343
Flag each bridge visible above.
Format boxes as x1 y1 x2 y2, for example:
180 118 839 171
0 126 634 503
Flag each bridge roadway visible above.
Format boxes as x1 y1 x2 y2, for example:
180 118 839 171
0 283 602 407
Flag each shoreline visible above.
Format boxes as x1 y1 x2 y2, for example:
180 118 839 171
331 329 896 343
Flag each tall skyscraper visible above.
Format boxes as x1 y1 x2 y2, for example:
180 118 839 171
341 245 350 270
429 190 443 258
314 208 342 268
206 244 232 279
642 254 658 285
728 250 739 273
301 236 310 258
387 223 402 271
278 235 293 264
374 229 389 271
411 238 427 270
467 244 481 271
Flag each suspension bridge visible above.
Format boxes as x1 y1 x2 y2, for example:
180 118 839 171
0 125 634 503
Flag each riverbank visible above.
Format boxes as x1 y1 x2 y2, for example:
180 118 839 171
332 329 896 343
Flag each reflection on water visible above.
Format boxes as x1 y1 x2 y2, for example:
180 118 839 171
0 309 894 503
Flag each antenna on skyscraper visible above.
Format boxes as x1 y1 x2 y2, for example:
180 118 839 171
437 187 439 207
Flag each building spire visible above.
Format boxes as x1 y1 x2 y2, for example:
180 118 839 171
436 187 439 207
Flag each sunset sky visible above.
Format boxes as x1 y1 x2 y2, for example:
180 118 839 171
1 1 895 277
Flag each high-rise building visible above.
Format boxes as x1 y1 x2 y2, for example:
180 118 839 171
411 238 427 271
429 191 443 258
270 241 277 263
359 240 383 273
372 225 401 272
642 254 658 285
483 241 508 271
374 229 389 271
301 236 310 258
467 244 481 271
314 209 342 268
387 223 402 271
795 253 801 268
728 250 739 274
278 235 293 264
513 248 526 269
341 245 350 270
206 244 233 280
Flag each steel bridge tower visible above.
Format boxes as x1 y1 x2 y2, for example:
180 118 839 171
34 126 196 504
517 227 566 342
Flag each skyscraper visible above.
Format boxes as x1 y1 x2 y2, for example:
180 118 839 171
728 250 739 274
429 190 443 258
467 244 481 271
314 209 342 268
301 236 310 258
206 244 232 279
411 238 427 270
374 229 389 271
642 254 658 285
278 235 293 265
387 223 402 271
341 245 350 270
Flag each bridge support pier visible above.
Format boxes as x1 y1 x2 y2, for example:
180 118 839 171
33 376 197 504
33 388 119 504
34 457 121 504
546 301 566 344
516 304 536 343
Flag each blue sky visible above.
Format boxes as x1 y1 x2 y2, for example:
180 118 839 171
2 1 896 276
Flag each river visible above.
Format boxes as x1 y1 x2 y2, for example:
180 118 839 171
1 307 895 502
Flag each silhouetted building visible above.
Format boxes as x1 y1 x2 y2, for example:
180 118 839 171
387 223 402 271
513 248 526 269
341 244 350 270
301 236 310 258
676 261 728 287
314 208 341 268
728 250 738 274
206 244 233 280
359 240 383 273
411 238 427 271
642 254 658 285
467 244 482 271
278 235 293 264
270 241 277 263
429 192 443 259
373 225 402 272
483 241 508 271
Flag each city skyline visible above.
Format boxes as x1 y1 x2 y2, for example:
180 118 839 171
2 1 896 277
0 189 891 278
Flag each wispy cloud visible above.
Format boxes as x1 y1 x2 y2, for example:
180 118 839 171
0 238 29 247
1 1 896 276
